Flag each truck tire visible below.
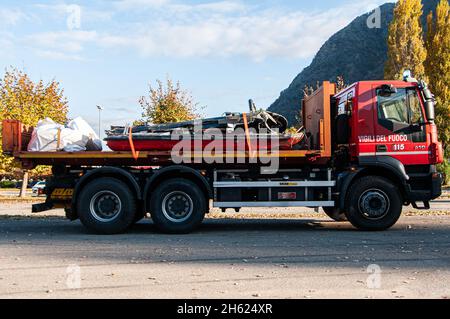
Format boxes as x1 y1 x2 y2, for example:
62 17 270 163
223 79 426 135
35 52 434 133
150 178 206 234
323 207 347 222
345 176 402 231
77 178 136 234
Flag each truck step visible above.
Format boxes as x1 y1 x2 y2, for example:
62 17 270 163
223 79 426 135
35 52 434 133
214 201 334 208
411 201 430 210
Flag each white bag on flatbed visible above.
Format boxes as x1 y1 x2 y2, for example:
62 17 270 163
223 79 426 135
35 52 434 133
67 117 102 151
27 117 102 152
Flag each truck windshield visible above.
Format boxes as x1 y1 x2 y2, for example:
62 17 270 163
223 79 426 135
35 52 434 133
377 88 425 132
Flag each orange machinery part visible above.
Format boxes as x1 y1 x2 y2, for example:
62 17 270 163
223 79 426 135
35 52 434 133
302 81 335 157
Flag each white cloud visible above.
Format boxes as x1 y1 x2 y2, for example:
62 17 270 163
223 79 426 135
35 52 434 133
113 0 246 16
26 31 97 61
114 0 170 10
168 1 246 14
0 8 27 26
34 3 114 23
0 32 15 58
30 31 97 51
35 50 85 61
25 0 392 62
96 1 389 61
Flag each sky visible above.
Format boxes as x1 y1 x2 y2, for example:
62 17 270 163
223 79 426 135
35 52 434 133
0 0 394 137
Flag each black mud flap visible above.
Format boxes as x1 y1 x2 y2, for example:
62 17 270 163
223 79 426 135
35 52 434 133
32 202 54 213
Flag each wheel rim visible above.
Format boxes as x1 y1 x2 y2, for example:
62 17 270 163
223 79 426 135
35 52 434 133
162 191 194 223
89 191 122 222
358 189 390 220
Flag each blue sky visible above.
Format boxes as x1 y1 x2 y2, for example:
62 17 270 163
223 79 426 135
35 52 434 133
0 0 392 136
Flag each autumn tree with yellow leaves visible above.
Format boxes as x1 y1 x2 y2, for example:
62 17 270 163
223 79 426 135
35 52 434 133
425 0 450 182
0 68 68 194
425 0 450 150
139 78 200 124
385 0 427 80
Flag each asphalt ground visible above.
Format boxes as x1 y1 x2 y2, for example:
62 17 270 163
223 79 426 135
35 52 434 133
0 203 449 299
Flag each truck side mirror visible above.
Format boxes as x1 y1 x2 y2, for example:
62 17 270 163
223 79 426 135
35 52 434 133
420 82 436 123
409 123 423 132
425 99 435 123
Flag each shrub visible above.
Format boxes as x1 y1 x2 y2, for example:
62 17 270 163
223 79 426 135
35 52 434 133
438 159 450 186
0 180 16 188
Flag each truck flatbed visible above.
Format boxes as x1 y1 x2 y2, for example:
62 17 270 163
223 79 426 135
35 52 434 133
4 83 335 168
13 149 326 168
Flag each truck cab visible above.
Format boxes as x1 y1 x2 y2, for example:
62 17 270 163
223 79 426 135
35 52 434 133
334 77 443 211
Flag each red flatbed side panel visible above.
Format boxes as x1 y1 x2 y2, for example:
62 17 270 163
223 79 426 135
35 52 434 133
1 120 33 155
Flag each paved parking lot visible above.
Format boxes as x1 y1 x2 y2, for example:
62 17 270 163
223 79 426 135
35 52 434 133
0 203 449 299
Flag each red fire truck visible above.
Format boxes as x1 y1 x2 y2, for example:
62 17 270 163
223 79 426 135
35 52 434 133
2 73 443 234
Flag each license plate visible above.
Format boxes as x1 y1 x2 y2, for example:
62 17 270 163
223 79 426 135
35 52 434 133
278 192 297 200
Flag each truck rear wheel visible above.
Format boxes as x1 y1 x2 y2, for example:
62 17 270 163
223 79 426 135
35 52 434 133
323 207 347 222
77 178 136 234
150 178 206 234
345 176 402 231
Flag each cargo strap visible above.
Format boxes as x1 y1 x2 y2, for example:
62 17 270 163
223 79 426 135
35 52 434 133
56 128 61 150
242 113 254 157
128 127 140 160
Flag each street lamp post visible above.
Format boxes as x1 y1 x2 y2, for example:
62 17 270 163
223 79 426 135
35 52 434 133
96 105 103 138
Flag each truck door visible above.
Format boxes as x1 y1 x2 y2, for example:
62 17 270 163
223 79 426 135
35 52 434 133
374 86 429 165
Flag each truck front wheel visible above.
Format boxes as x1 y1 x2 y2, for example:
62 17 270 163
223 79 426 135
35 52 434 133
345 176 402 231
150 178 206 234
77 178 136 234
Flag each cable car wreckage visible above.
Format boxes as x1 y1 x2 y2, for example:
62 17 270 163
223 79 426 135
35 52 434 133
105 102 306 152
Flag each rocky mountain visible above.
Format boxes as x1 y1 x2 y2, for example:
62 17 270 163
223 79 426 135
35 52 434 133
268 0 441 125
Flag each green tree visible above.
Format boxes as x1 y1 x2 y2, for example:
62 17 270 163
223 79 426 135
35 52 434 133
0 68 69 194
425 0 450 183
139 78 200 124
385 0 427 80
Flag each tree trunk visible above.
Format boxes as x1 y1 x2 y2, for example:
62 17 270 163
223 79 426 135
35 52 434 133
19 170 29 198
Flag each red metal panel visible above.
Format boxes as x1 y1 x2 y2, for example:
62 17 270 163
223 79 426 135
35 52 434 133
2 120 22 154
2 120 33 154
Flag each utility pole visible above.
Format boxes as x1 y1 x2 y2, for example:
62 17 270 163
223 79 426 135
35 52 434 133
96 105 104 138
19 170 28 198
